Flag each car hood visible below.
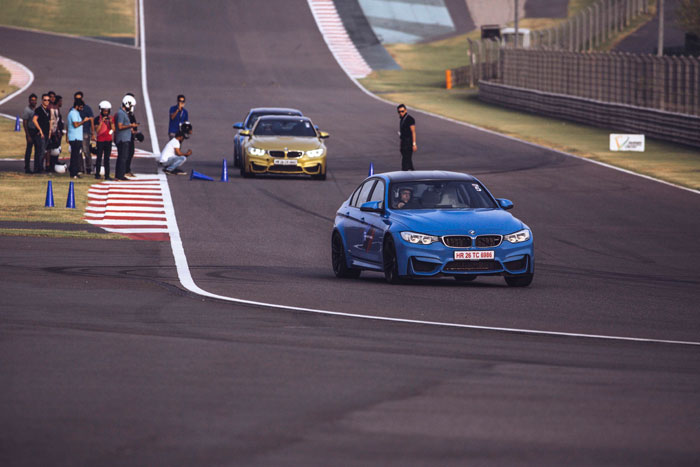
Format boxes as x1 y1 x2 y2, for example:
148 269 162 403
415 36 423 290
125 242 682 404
389 209 525 235
250 136 323 151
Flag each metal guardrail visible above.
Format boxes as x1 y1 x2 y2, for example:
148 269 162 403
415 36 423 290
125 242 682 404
478 80 700 148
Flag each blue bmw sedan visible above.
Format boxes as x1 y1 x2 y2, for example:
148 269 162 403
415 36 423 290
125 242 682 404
331 171 534 286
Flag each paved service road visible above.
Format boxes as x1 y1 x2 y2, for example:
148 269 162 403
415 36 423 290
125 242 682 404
2 1 700 465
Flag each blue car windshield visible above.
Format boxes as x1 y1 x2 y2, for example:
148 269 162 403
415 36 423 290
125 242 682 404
390 181 497 210
253 118 317 137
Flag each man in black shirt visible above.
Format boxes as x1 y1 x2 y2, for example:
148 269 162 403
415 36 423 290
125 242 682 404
397 104 417 171
31 93 52 174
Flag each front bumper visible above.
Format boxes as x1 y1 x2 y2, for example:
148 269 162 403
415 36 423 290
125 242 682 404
397 237 534 277
246 154 326 176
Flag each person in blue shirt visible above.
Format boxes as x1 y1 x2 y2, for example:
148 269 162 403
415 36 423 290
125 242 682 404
168 94 188 139
66 99 90 178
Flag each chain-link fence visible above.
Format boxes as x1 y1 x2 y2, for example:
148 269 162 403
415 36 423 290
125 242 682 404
499 49 700 116
531 0 650 52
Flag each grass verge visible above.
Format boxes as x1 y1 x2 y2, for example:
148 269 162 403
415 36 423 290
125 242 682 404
0 0 135 39
0 228 125 240
359 4 699 191
0 63 18 99
1 171 96 223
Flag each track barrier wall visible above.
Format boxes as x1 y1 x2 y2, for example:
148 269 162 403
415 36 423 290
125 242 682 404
478 80 700 148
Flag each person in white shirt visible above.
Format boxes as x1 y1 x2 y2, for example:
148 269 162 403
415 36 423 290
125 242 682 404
159 131 192 175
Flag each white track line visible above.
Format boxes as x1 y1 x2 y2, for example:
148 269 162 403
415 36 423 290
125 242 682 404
139 0 700 347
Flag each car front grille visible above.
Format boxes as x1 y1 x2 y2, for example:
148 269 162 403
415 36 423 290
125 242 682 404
475 235 502 247
442 236 472 248
269 150 303 158
270 165 303 173
444 260 500 272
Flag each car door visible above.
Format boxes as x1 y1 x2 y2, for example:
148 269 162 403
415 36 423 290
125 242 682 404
344 179 377 262
354 179 387 264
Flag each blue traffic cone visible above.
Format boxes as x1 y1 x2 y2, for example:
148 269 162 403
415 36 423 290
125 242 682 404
220 158 229 182
368 162 374 176
190 170 214 181
44 180 54 207
66 181 76 208
14 115 21 132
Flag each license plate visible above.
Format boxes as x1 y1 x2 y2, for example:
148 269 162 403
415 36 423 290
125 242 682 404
274 159 297 166
454 250 494 260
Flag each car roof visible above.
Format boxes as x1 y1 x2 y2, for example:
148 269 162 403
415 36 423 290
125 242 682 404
248 107 303 115
375 170 479 183
256 115 312 123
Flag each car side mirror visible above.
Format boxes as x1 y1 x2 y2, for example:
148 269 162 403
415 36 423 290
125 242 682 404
497 198 514 210
233 122 244 130
360 200 383 213
318 131 329 139
240 130 251 137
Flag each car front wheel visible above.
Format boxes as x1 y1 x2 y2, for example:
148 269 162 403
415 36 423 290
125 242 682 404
332 231 360 279
504 271 534 287
383 236 404 284
240 156 253 178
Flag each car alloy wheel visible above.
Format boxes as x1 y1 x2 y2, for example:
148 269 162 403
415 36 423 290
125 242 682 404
332 231 360 278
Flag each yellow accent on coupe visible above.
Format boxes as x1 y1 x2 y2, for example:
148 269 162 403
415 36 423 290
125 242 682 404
239 115 329 180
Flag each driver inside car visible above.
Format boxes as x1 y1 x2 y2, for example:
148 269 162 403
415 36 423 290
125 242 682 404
396 187 419 209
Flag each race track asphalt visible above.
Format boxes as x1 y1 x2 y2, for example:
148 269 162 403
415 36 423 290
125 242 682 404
1 1 700 465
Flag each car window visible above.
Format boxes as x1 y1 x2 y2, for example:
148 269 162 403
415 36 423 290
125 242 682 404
253 118 316 137
246 111 302 129
352 180 377 208
389 180 497 209
349 185 362 206
367 179 385 208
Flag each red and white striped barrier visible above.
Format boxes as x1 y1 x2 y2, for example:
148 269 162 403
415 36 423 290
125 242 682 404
84 174 169 241
308 0 372 78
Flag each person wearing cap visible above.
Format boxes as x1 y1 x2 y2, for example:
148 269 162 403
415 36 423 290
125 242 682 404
66 98 91 178
94 101 115 180
159 127 192 175
74 91 95 174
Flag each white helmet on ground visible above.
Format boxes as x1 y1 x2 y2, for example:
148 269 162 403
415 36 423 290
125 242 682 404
54 163 66 174
122 95 136 111
99 100 111 110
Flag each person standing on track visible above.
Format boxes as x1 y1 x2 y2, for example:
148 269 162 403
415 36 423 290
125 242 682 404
31 93 51 174
115 95 138 181
67 98 89 179
22 93 37 174
168 94 188 140
74 91 95 175
397 104 417 171
94 100 115 180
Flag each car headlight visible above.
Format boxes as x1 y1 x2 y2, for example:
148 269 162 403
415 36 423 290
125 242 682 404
504 229 531 243
247 147 266 156
400 231 439 245
305 148 324 158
